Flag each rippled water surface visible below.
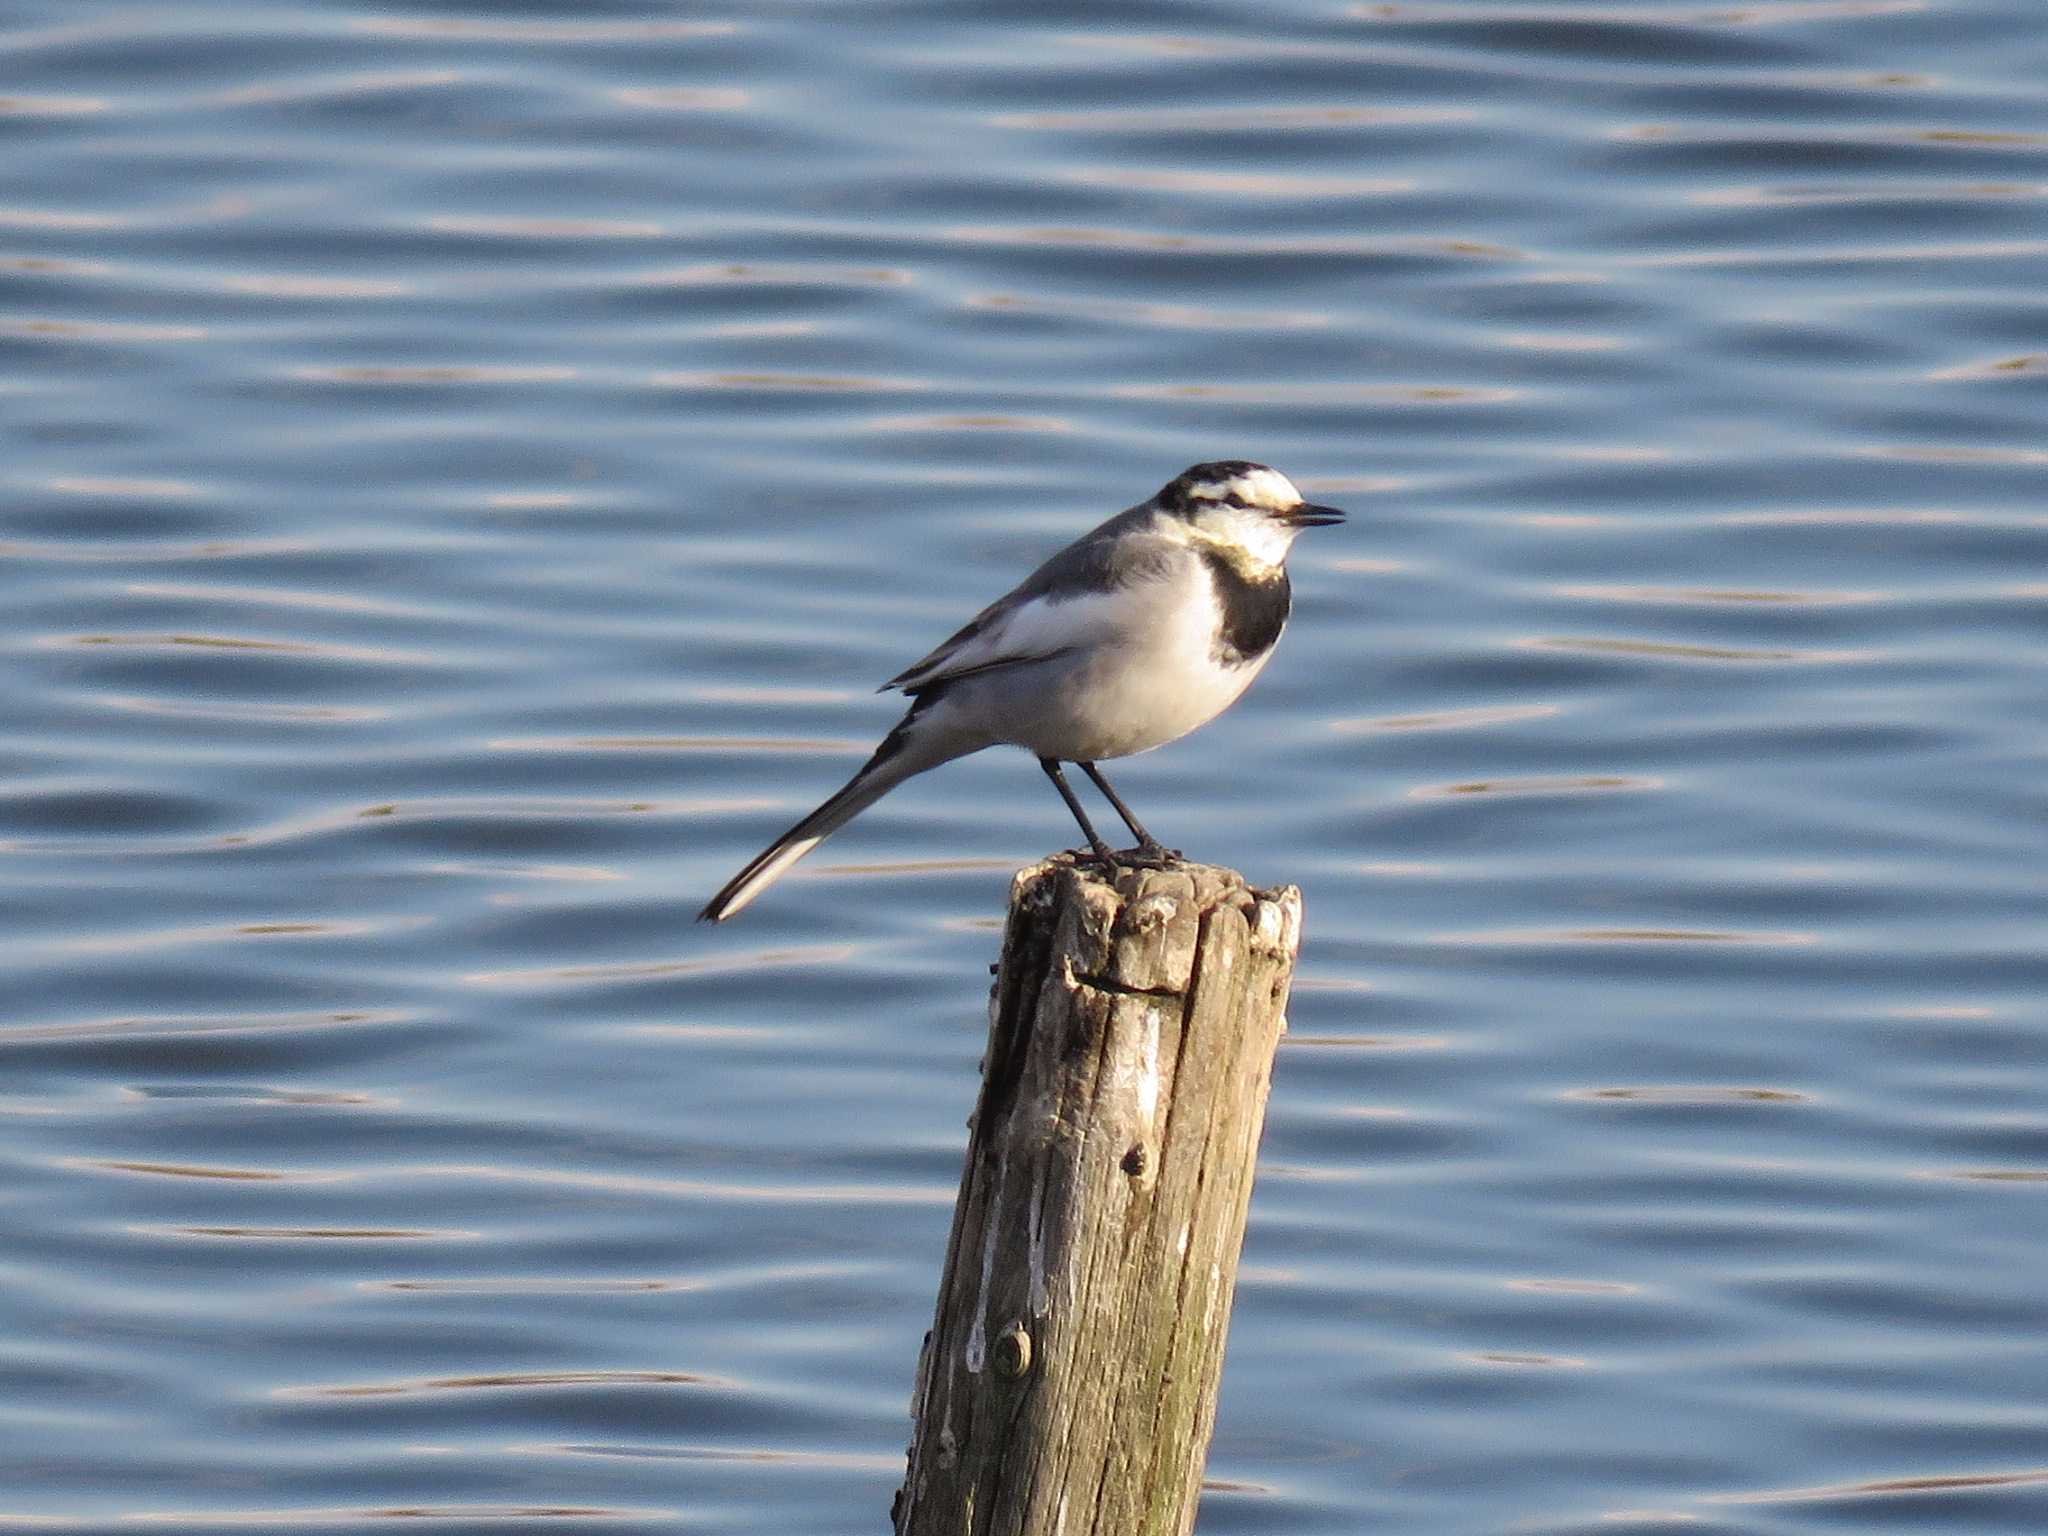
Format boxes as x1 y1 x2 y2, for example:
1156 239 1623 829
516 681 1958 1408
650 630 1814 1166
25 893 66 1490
5 2 2046 1531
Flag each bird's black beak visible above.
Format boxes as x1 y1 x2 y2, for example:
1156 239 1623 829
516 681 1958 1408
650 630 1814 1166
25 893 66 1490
1285 503 1347 528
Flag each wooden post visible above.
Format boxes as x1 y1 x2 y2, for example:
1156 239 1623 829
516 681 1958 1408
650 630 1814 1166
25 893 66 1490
894 855 1303 1536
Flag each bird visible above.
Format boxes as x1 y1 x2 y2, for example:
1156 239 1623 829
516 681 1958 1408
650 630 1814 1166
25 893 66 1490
698 460 1344 921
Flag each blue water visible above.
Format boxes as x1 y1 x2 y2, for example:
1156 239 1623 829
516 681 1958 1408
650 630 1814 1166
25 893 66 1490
4 2 2046 1531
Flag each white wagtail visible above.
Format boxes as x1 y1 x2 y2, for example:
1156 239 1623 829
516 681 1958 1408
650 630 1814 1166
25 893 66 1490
698 461 1344 921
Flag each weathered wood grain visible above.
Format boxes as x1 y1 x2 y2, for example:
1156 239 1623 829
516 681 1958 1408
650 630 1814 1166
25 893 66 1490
895 856 1303 1536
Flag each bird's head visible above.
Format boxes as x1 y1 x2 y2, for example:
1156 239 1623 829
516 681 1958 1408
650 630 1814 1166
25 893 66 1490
1155 461 1346 568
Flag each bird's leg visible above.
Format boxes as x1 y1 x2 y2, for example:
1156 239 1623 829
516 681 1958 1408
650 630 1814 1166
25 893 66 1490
1039 758 1117 864
1078 761 1181 866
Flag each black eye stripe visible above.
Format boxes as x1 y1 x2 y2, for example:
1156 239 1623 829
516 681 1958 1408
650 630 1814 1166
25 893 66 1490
1158 461 1293 516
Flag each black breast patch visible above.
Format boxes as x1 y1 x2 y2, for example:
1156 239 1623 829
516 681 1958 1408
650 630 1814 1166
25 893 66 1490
1200 547 1290 667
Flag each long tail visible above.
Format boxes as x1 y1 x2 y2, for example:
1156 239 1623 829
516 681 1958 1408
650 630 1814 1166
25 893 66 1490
697 703 974 922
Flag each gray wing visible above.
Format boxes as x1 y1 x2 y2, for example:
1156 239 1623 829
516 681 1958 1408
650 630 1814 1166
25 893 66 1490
882 505 1172 695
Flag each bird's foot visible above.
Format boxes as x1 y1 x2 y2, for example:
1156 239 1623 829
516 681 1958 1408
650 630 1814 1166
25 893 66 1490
1112 840 1183 870
1066 841 1182 871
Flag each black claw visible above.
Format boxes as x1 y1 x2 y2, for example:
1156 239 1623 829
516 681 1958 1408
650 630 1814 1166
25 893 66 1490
1064 841 1185 872
1112 842 1182 870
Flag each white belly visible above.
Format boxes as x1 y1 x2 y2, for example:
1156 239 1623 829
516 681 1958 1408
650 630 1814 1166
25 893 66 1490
946 566 1275 761
1031 640 1267 759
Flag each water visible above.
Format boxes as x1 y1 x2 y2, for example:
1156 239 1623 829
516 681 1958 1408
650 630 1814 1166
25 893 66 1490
3 2 2045 1531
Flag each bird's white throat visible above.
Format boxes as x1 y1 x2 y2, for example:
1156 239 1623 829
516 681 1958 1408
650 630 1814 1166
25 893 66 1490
1165 502 1299 572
